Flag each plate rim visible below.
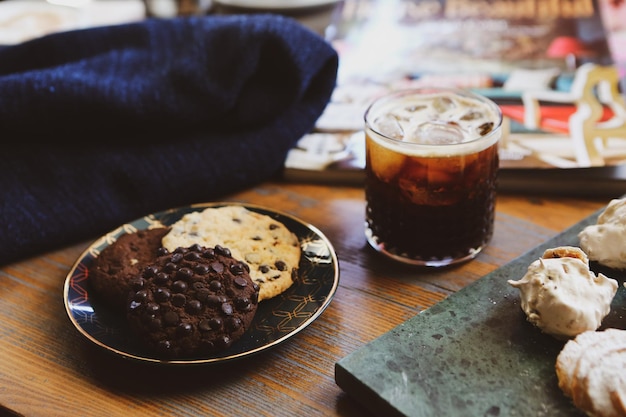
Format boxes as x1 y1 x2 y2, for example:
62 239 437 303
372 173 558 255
63 201 340 365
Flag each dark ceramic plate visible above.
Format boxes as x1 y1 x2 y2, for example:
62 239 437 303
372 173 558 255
336 207 626 417
63 202 339 365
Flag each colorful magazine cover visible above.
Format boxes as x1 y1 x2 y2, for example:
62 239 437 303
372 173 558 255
598 0 626 86
285 0 626 183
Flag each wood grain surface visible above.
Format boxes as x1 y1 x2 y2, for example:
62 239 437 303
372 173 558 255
0 181 610 417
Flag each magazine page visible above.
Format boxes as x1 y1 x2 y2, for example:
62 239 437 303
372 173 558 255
598 0 626 89
284 0 626 188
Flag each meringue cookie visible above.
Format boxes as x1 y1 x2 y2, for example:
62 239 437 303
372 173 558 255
508 247 618 339
579 198 626 269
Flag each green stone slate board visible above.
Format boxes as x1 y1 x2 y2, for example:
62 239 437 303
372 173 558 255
335 208 626 417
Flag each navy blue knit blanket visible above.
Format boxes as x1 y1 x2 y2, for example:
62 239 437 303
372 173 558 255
0 14 338 266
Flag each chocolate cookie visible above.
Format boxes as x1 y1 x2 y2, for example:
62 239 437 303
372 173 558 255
89 227 170 313
127 244 260 358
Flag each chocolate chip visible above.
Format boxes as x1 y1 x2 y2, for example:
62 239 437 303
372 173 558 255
210 261 224 274
172 280 188 293
163 311 179 326
199 317 222 332
215 245 231 257
170 252 184 263
143 265 158 278
235 297 251 311
225 317 242 331
221 303 233 315
186 299 202 314
209 317 222 330
196 288 210 302
156 247 169 257
194 264 209 275
275 260 288 271
184 251 201 261
133 290 148 302
177 322 193 336
154 288 171 302
189 243 203 252
176 268 193 281
234 276 248 288
206 294 221 306
130 278 146 291
154 272 169 285
146 303 160 315
172 293 186 307
164 262 178 273
198 319 211 332
231 263 247 275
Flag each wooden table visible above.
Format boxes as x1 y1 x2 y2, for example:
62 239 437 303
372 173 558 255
0 181 610 417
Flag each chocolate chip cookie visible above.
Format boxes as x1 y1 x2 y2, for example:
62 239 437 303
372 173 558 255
126 244 260 358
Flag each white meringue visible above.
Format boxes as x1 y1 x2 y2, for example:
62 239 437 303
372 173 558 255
508 248 618 339
579 197 626 269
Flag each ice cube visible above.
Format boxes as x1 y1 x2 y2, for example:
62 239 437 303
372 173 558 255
427 158 464 184
398 177 462 206
405 121 465 145
405 104 427 113
398 179 430 205
399 158 428 184
476 122 494 136
373 114 404 139
460 111 483 121
432 96 455 113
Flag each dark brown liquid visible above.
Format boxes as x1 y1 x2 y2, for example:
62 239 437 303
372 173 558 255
365 139 499 264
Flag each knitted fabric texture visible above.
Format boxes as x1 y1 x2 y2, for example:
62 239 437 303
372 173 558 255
0 14 338 265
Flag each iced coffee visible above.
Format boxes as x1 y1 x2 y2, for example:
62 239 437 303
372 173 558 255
364 88 502 266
